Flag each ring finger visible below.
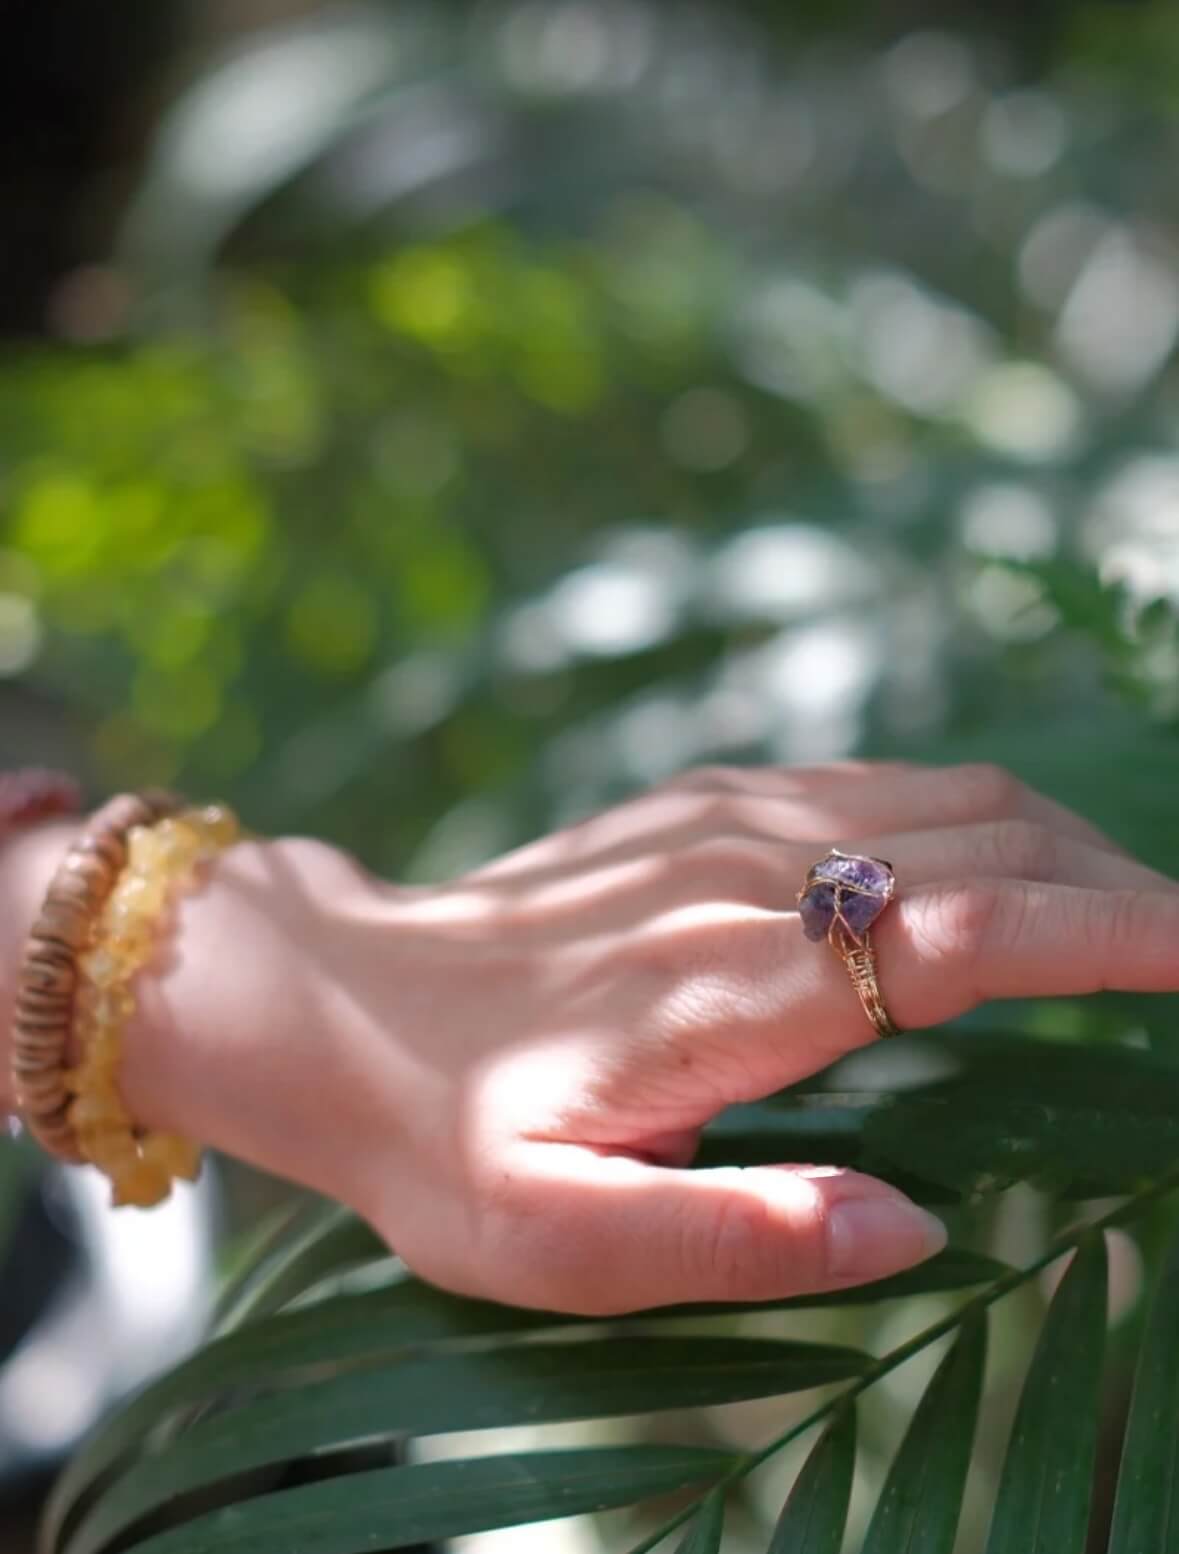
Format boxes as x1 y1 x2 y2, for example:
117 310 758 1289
606 877 1179 1125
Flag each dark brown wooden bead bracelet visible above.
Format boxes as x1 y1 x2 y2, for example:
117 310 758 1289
10 788 183 1164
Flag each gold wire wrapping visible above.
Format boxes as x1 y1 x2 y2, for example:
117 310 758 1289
831 922 900 1038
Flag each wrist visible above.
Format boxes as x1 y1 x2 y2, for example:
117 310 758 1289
4 819 416 1210
124 836 415 1205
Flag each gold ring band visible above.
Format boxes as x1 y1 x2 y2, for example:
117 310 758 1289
797 849 901 1039
834 925 899 1038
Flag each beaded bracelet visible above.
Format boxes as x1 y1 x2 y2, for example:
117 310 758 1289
11 790 183 1164
67 803 239 1207
10 792 240 1206
2 766 84 1139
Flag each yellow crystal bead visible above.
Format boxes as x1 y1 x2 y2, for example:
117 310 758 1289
88 1130 139 1167
80 1133 125 1164
105 906 151 941
92 1145 141 1178
155 818 202 869
70 1092 124 1129
193 804 239 848
80 946 122 988
76 1128 117 1157
78 1131 131 1168
141 1132 202 1181
111 875 166 919
126 826 163 875
104 935 151 969
110 1160 171 1209
66 1054 115 1087
74 1110 127 1146
74 986 95 1017
85 1047 121 1078
92 989 135 1026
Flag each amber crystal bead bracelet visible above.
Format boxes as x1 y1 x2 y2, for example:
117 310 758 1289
67 801 241 1205
6 775 241 1207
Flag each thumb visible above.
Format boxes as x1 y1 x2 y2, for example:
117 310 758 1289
483 1145 947 1315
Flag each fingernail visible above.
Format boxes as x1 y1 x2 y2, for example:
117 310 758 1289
827 1196 947 1281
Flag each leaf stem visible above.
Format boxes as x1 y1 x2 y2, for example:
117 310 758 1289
624 1167 1179 1554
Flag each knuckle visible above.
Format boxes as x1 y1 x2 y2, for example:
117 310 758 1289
619 919 692 987
682 836 782 904
694 1189 775 1298
991 818 1057 879
667 764 745 794
627 912 769 1006
472 1175 607 1314
1087 888 1141 959
957 762 1022 817
686 792 747 835
774 763 827 786
790 761 861 784
268 835 337 870
267 835 372 893
774 762 862 798
915 879 1006 966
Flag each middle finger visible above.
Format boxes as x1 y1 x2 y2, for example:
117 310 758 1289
490 821 1175 936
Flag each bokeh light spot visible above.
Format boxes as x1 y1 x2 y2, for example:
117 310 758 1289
0 595 43 675
964 362 1081 461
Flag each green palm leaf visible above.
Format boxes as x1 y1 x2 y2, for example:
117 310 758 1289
45 1249 997 1548
679 1247 1008 1313
714 1036 1179 1200
984 1234 1108 1554
1109 1221 1179 1552
83 1447 736 1554
212 1202 386 1332
45 1275 559 1548
861 1313 987 1554
673 1489 725 1553
767 1407 856 1554
63 1337 865 1554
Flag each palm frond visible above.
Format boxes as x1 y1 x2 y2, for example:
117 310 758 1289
76 1447 737 1554
40 1041 1179 1554
672 1490 725 1554
1109 1221 1179 1553
861 1313 986 1554
982 1235 1108 1552
767 1407 855 1554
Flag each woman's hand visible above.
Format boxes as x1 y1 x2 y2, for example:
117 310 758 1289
79 762 1179 1314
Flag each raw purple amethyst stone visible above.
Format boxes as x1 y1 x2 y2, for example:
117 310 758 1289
798 851 894 943
798 880 836 941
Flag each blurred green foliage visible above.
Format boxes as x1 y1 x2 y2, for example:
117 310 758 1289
0 0 1176 906
2 7 1179 1545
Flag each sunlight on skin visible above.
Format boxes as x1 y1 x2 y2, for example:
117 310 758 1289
3 763 1179 1315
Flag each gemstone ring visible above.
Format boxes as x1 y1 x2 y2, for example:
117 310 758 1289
797 850 899 1038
